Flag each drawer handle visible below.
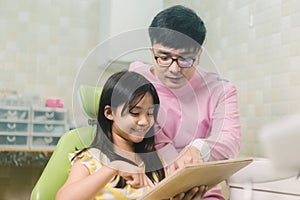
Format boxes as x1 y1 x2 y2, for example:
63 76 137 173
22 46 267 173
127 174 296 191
7 110 17 117
44 137 53 144
7 123 16 129
45 124 54 131
45 112 55 119
19 112 27 119
7 136 16 142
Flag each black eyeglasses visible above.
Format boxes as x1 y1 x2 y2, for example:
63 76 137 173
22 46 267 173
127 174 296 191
153 55 195 68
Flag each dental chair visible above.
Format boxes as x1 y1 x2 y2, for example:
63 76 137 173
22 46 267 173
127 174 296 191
30 85 102 200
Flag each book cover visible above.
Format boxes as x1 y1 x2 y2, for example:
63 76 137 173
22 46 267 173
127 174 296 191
139 157 253 200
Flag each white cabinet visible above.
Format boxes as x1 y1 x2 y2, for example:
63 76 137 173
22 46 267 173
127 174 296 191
230 186 300 200
0 106 31 149
230 177 300 200
0 105 68 150
30 107 68 149
228 158 300 200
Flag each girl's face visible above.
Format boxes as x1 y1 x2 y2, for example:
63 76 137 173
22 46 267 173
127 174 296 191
107 92 155 151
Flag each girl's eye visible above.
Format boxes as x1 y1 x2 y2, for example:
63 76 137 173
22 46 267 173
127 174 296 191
148 112 154 116
130 112 140 116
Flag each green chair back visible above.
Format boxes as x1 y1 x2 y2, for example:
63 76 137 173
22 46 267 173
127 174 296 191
79 85 102 119
31 85 102 200
30 127 96 200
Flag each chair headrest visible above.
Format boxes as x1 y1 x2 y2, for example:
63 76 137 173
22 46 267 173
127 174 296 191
79 85 102 119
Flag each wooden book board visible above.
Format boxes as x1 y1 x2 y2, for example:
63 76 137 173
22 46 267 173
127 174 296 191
139 157 253 200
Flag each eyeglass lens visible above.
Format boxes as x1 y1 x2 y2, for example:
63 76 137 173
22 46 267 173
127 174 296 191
157 57 194 68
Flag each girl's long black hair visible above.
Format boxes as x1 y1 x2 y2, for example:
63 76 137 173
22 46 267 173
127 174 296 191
74 70 165 187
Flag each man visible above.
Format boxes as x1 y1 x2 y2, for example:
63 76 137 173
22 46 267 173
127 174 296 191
130 5 241 200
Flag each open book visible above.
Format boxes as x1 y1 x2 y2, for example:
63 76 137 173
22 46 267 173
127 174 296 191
139 157 253 200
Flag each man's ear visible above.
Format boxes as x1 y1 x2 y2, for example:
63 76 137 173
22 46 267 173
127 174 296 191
198 47 203 56
194 48 203 66
104 105 113 120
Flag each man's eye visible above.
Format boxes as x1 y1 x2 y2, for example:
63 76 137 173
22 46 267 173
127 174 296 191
179 57 193 62
159 56 170 61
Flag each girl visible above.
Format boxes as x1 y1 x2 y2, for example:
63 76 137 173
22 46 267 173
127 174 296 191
56 71 165 200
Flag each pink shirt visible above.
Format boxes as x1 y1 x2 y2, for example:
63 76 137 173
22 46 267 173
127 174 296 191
130 61 241 163
130 61 241 200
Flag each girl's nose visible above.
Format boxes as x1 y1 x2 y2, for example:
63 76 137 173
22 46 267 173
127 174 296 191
137 114 151 126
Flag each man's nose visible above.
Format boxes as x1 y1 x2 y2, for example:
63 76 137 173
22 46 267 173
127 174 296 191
168 60 181 73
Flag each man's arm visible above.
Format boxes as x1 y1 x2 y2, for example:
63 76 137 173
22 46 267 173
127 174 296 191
204 82 241 161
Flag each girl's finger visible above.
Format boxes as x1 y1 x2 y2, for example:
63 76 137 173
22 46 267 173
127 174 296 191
168 163 176 174
146 176 155 187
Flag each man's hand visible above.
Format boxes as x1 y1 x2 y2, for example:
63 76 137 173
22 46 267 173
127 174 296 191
168 145 203 174
168 146 208 200
171 185 208 200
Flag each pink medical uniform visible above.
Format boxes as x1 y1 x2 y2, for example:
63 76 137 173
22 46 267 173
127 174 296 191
130 61 241 200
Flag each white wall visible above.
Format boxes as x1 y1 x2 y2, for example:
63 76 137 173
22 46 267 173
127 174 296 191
183 0 300 157
0 0 164 128
110 0 163 37
3 0 298 157
107 0 163 63
162 0 300 157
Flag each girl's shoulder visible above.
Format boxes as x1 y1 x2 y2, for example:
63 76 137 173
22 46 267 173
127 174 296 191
88 148 111 164
69 148 111 174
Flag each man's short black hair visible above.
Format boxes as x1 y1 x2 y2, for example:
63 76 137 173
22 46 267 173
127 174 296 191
149 5 206 50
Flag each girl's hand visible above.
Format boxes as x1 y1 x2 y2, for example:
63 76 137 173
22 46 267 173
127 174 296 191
108 160 154 189
120 170 154 189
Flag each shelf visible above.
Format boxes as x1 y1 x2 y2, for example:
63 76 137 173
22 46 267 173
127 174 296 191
0 149 53 167
0 148 54 152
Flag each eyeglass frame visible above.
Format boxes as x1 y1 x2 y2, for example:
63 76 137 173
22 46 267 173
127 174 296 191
152 50 196 68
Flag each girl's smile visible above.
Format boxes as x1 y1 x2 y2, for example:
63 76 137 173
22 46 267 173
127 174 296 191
108 92 155 151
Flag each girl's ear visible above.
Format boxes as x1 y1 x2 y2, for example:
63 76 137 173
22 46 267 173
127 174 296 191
104 105 113 120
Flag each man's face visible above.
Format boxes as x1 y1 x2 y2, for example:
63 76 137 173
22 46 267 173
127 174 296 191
151 43 202 89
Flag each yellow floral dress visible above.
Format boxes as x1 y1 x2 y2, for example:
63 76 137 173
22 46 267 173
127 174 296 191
69 148 155 200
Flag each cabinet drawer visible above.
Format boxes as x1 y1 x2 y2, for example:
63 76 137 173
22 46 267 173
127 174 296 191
0 108 30 120
30 136 60 149
32 124 66 134
32 109 67 122
0 122 29 133
0 135 29 147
